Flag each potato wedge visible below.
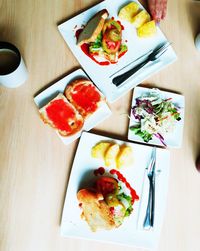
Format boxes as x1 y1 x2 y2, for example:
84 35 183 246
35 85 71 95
118 2 140 22
91 142 111 159
104 144 120 167
117 145 133 169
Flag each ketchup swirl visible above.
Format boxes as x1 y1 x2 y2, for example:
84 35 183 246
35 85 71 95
110 169 139 204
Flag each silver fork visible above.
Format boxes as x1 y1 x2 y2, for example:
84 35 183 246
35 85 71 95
112 42 170 87
143 147 156 230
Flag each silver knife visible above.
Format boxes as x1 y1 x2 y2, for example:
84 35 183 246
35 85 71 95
143 147 156 230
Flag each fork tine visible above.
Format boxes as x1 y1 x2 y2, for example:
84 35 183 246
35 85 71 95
156 46 169 59
153 42 171 55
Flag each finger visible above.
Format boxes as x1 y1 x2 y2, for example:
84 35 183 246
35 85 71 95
154 1 162 22
161 0 167 19
148 0 156 19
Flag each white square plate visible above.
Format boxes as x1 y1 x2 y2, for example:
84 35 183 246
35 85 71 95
60 131 170 249
34 69 111 145
128 86 185 148
58 0 177 103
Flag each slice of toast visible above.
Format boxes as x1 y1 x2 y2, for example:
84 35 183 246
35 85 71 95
77 9 108 46
77 189 116 232
64 79 104 119
39 93 84 137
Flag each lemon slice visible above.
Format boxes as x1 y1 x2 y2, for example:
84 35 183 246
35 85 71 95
131 10 150 28
137 20 157 38
118 2 140 22
117 145 133 169
104 144 120 167
91 142 111 159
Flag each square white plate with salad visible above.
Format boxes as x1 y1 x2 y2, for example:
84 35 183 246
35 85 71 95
34 69 111 145
60 131 170 249
128 86 185 148
58 0 177 103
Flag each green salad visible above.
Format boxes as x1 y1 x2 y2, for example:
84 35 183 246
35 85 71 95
130 89 181 146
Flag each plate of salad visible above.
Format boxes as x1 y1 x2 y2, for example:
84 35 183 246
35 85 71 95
128 86 185 148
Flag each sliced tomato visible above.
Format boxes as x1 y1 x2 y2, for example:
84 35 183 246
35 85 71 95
95 176 119 197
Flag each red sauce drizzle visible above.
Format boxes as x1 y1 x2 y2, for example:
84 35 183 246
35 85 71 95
117 20 124 30
118 50 128 59
71 83 101 113
94 167 105 176
80 43 110 66
109 169 139 204
46 99 76 133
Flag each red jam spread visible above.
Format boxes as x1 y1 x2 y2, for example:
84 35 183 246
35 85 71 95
71 83 101 113
110 169 139 204
46 99 76 133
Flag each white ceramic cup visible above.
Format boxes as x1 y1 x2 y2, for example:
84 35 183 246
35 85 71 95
0 42 28 88
195 33 200 51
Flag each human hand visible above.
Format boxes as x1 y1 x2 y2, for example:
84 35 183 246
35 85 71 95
147 0 168 23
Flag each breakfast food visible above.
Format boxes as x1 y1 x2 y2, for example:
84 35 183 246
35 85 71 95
77 171 139 231
129 89 182 146
91 141 133 168
39 78 105 137
131 10 150 28
39 93 84 136
77 9 108 46
76 9 128 64
116 145 133 169
91 142 112 159
104 143 120 167
137 20 156 38
118 2 140 22
118 2 157 38
64 79 104 119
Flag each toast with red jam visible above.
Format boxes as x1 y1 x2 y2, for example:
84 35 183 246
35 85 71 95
64 79 104 119
39 93 84 137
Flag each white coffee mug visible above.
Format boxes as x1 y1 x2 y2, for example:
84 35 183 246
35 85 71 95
195 33 200 51
0 42 28 88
